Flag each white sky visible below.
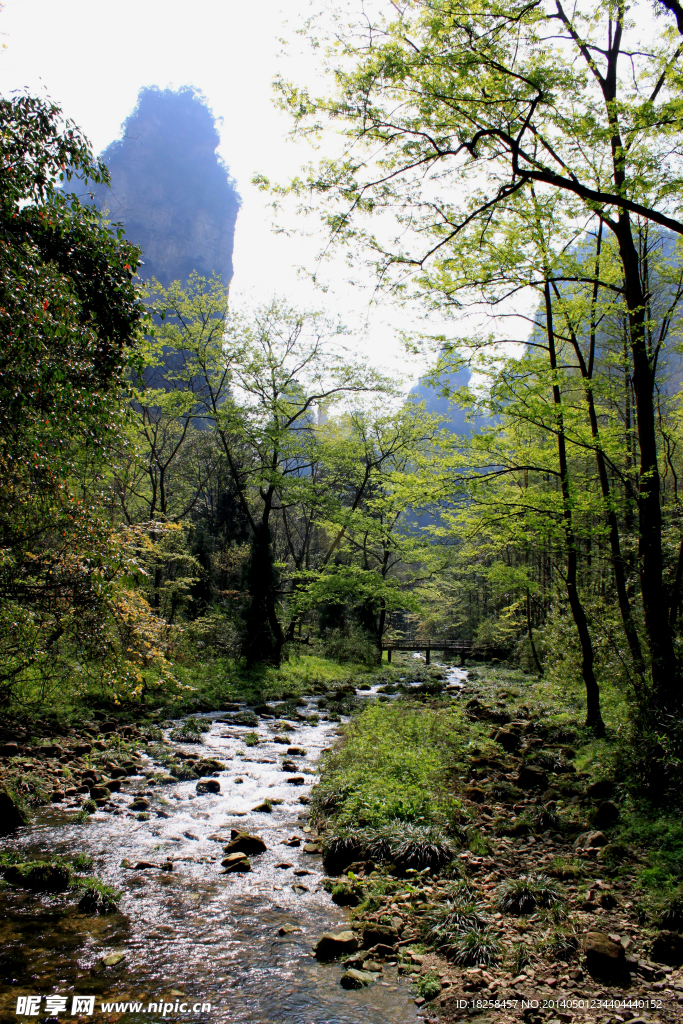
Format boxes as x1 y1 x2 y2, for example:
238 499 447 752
0 0 458 387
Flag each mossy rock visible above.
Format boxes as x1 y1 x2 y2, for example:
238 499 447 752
5 861 71 892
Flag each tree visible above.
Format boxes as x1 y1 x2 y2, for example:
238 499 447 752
146 275 395 664
0 94 148 705
278 0 683 713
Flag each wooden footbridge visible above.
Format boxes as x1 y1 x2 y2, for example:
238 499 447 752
381 639 473 665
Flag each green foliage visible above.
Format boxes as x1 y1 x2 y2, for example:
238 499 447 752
243 731 259 747
71 853 94 873
322 627 380 667
169 717 210 743
413 972 442 1001
314 701 465 829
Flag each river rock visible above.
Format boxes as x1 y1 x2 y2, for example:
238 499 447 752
286 776 305 786
5 861 71 892
101 953 126 967
494 729 521 752
574 830 608 850
464 786 486 802
230 711 259 727
224 831 267 855
287 747 307 756
107 766 128 779
587 779 615 801
89 786 111 801
99 722 118 734
75 743 92 756
51 790 65 802
278 923 301 935
517 765 548 790
314 930 359 960
281 760 298 772
651 930 683 967
340 969 375 989
221 853 251 872
196 779 221 795
303 843 320 853
362 924 399 949
102 779 122 793
0 789 28 834
590 800 619 829
583 931 628 980
130 798 151 811
195 758 226 774
0 742 19 757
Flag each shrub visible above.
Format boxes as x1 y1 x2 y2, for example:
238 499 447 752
507 941 534 975
82 799 97 815
540 928 580 963
322 627 380 667
496 874 565 915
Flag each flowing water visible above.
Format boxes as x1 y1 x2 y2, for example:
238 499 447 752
0 668 467 1024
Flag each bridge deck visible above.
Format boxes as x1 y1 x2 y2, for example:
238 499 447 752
380 640 471 665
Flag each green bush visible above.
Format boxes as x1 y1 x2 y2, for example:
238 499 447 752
322 627 380 667
449 927 500 966
71 853 94 873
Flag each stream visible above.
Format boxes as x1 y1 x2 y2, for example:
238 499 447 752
0 668 467 1024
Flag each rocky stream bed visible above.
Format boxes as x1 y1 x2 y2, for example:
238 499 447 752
2 665 683 1024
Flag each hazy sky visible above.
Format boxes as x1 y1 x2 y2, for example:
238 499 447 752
0 0 445 386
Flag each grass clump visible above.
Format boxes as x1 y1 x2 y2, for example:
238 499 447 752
496 874 565 915
539 927 580 963
243 731 259 747
71 853 94 873
507 941 535 975
323 821 460 875
449 927 500 966
73 877 121 914
169 717 210 743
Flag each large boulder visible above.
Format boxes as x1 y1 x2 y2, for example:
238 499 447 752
5 861 71 892
574 830 608 851
362 923 400 949
586 779 615 801
517 765 548 790
340 969 375 989
223 831 267 855
583 931 628 980
651 930 683 967
196 779 221 795
494 729 521 753
314 930 359 960
590 801 619 829
0 789 28 834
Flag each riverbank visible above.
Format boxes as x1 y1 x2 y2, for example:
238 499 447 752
314 663 683 1024
0 655 439 1024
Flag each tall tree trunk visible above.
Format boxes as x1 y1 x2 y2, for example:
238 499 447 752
243 521 284 666
545 282 606 735
613 215 678 711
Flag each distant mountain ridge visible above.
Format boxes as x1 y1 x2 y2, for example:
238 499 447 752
83 86 240 287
